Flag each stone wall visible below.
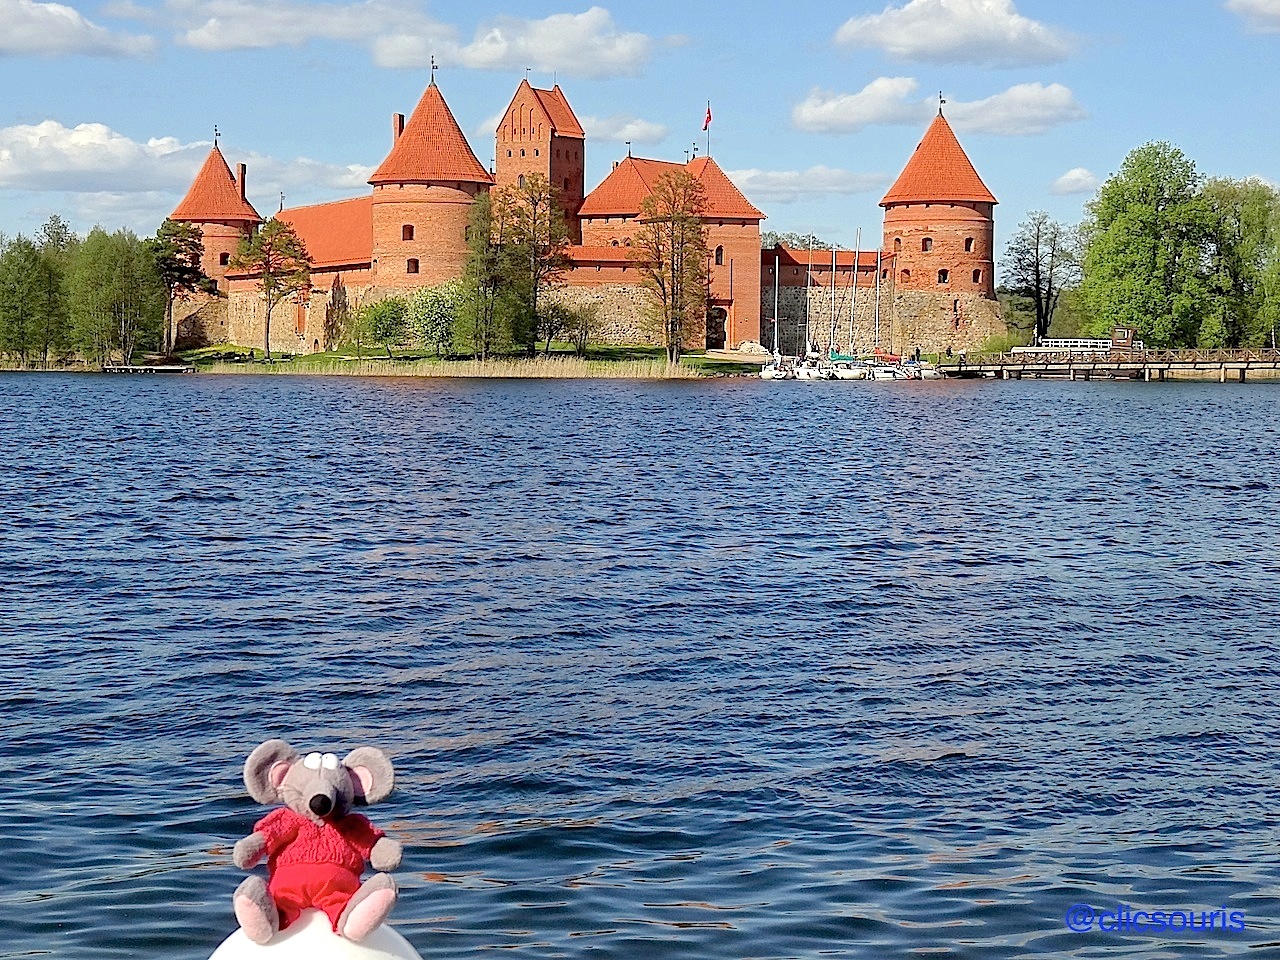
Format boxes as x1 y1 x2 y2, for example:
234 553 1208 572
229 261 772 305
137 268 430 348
545 284 661 346
173 295 230 349
761 279 1004 356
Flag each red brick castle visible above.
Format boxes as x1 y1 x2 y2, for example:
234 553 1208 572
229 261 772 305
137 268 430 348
169 80 1001 356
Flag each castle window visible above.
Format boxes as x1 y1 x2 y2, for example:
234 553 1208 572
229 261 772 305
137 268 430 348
219 252 230 266
715 245 724 266
402 224 414 241
520 149 526 157
406 259 419 274
972 269 982 283
922 237 933 252
938 269 950 284
881 269 889 280
894 238 901 252
564 177 570 191
518 174 525 188
624 239 631 247
965 237 975 252
534 149 540 156
507 150 512 157
611 240 619 246
901 269 911 282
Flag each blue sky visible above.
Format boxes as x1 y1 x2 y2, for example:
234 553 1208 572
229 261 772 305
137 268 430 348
1 0 1278 267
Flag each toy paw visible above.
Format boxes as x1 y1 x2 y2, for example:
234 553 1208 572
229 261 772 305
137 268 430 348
339 874 397 942
234 877 278 945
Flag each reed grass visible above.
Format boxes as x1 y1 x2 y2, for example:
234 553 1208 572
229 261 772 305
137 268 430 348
204 355 702 379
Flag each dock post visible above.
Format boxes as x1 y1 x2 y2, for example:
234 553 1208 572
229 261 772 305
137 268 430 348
1069 367 1075 382
1220 366 1226 383
1144 367 1151 382
1240 367 1247 382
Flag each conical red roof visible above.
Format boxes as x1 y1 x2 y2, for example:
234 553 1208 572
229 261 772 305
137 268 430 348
880 112 997 207
687 156 764 219
580 155 763 220
369 82 493 186
171 145 262 223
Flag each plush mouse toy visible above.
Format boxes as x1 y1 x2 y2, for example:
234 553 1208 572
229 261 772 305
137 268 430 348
232 738 403 944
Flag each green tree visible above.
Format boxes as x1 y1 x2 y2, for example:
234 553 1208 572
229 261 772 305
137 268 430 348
502 173 570 356
358 297 408 358
1081 142 1213 348
632 169 710 363
1000 211 1081 343
0 237 46 364
230 218 311 360
460 192 516 359
407 279 464 356
68 227 165 365
1201 177 1280 347
148 218 207 355
33 215 77 364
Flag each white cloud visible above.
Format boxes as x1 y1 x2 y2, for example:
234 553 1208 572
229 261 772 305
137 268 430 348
792 77 929 134
1051 167 1099 195
0 120 372 231
835 0 1073 66
582 114 667 144
1227 0 1280 31
169 0 655 77
0 0 154 56
945 82 1085 135
727 166 887 203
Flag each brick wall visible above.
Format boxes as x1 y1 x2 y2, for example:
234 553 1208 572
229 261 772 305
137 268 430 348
371 182 483 289
882 201 995 298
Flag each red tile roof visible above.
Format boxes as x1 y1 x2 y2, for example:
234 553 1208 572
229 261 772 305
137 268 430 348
533 84 585 139
170 145 262 223
369 82 493 186
687 156 764 219
880 112 997 207
765 245 883 269
277 196 373 269
579 155 764 220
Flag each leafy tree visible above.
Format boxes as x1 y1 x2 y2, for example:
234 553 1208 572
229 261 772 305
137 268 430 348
1081 142 1213 347
407 279 464 356
33 215 77 364
1201 177 1280 347
357 297 408 358
147 218 207 355
559 300 602 357
68 227 164 365
1000 211 1081 342
230 218 311 360
761 231 838 250
501 173 570 356
460 192 516 359
632 169 710 362
0 237 45 364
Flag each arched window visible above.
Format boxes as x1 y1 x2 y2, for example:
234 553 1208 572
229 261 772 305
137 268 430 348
964 237 975 253
402 224 414 241
219 252 230 266
922 237 933 252
901 269 911 282
893 237 902 252
520 149 526 157
938 269 949 284
715 245 724 266
406 259 419 274
611 239 619 246
972 269 982 284
564 177 570 192
518 174 525 189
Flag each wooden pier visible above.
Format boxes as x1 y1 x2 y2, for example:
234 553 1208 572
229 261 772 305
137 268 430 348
102 364 196 374
939 348 1280 382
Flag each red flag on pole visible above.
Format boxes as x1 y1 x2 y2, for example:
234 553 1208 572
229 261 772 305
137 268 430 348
703 103 712 131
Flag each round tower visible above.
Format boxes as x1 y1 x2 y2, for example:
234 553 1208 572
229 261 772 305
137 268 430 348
170 144 262 293
368 82 494 290
880 109 997 299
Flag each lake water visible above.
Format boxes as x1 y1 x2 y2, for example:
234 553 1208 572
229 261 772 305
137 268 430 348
2 371 1279 959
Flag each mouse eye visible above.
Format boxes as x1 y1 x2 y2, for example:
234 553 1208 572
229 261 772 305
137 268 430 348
321 753 339 770
304 752 323 770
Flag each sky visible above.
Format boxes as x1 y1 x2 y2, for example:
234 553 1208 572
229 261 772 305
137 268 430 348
1 0 1278 268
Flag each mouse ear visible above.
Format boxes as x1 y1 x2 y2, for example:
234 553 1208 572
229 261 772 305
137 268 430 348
343 746 395 804
244 739 297 803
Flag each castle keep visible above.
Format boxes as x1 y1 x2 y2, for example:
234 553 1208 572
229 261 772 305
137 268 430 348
170 80 1002 357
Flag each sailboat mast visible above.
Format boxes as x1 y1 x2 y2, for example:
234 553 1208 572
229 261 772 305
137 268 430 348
828 246 837 354
773 251 781 356
848 228 861 353
874 248 882 351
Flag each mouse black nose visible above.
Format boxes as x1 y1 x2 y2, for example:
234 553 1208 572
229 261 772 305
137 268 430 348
309 794 333 817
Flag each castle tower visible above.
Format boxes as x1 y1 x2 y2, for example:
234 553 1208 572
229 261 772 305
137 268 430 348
880 109 997 299
494 81 586 242
170 144 262 293
368 81 494 289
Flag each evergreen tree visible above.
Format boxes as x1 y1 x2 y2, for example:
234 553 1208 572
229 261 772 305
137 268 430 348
148 218 207 354
230 219 311 360
633 170 710 363
1081 142 1213 348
